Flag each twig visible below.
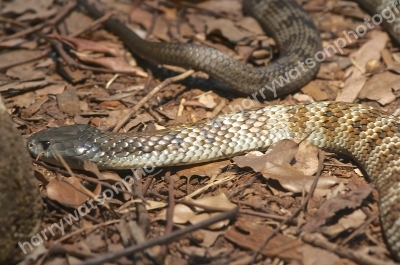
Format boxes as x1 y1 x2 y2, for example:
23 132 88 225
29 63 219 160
0 1 76 42
70 12 114 37
53 220 120 245
31 159 140 198
302 233 399 265
0 48 51 71
113 69 195 132
77 208 238 265
159 173 176 257
341 213 379 246
133 170 150 233
165 174 176 235
239 209 296 224
250 147 325 262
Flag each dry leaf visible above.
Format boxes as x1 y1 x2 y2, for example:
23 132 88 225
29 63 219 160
176 160 230 178
54 35 121 57
337 31 389 102
47 177 90 208
197 93 217 109
302 185 372 233
358 71 400 105
154 193 236 229
75 54 147 76
233 140 336 194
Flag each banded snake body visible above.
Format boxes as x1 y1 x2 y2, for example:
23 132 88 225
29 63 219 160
26 0 400 262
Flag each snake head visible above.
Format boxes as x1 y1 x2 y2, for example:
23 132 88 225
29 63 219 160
27 124 99 169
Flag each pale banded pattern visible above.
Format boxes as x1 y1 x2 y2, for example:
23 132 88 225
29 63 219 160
28 102 400 259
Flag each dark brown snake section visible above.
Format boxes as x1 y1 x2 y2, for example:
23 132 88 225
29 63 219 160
78 0 322 98
26 0 400 262
356 0 400 44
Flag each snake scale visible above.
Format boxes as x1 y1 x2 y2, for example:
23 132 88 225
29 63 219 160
23 0 400 262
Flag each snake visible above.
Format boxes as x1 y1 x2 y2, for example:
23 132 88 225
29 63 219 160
24 0 400 262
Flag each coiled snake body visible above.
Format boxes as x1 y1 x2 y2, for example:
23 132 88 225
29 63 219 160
25 0 400 262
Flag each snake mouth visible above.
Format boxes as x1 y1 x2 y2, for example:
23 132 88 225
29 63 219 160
27 139 50 156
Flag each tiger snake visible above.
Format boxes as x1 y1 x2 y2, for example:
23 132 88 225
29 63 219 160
22 0 400 262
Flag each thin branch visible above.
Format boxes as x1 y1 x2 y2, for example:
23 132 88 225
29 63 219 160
77 208 238 265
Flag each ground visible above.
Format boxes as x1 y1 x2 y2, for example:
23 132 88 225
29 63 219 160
1 0 399 264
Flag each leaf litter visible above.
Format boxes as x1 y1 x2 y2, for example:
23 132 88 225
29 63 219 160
2 0 399 264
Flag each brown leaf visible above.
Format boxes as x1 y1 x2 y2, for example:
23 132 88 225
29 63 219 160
55 36 121 57
387 62 400 74
197 0 242 16
154 193 236 229
56 87 80 116
337 66 366 102
91 109 131 131
225 218 304 262
35 83 66 96
352 31 389 73
205 18 252 43
176 160 230 178
3 0 53 15
22 95 48 116
152 16 170 42
302 185 372 233
129 7 153 30
234 140 336 194
0 38 37 50
75 54 147 76
236 17 264 35
7 91 36 108
301 81 328 101
292 142 319 176
223 98 263 112
47 177 90 208
337 31 389 102
0 80 51 93
358 71 399 105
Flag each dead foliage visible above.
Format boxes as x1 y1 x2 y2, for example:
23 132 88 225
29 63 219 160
1 0 400 264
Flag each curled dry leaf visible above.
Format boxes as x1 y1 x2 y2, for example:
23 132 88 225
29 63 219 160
337 31 388 102
228 217 356 264
321 209 367 238
191 230 225 248
47 176 100 209
2 0 53 15
83 161 133 201
358 71 400 105
54 36 122 57
154 193 236 229
75 54 148 76
205 17 253 43
225 217 304 262
176 160 230 178
293 142 319 176
348 31 387 76
302 185 372 233
0 38 38 50
197 93 217 109
233 140 336 195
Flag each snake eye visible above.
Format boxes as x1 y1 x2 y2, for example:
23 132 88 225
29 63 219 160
40 141 51 151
